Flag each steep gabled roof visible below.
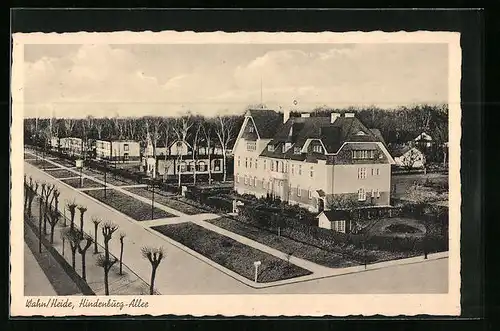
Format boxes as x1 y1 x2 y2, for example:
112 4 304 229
317 210 351 221
247 109 283 139
389 145 415 157
259 115 382 159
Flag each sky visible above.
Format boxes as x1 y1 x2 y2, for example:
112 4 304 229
23 43 448 119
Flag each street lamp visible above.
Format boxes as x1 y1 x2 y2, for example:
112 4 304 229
76 159 84 188
253 260 261 283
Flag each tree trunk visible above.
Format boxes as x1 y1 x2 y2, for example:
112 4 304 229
177 155 183 188
104 268 110 295
71 249 76 269
93 224 99 254
81 253 87 280
149 266 157 295
207 149 212 184
119 241 124 275
222 151 227 182
62 238 65 256
38 198 43 253
50 225 56 244
192 154 197 185
80 216 84 239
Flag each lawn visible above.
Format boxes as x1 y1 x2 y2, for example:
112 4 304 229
25 159 58 169
81 168 137 186
208 217 360 268
368 218 427 238
61 178 103 189
391 173 448 199
84 189 175 221
46 169 79 179
152 223 312 283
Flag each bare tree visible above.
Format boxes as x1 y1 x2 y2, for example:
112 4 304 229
127 118 138 140
119 232 126 275
113 117 124 140
191 121 202 185
42 184 55 235
63 227 81 270
141 246 164 295
145 117 162 178
47 209 60 244
77 232 93 281
214 115 236 182
67 201 78 230
94 119 104 140
97 221 119 295
91 217 102 254
200 120 214 184
173 116 193 188
77 206 88 239
63 118 75 137
161 119 173 180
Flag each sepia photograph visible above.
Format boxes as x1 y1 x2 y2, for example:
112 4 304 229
11 31 462 316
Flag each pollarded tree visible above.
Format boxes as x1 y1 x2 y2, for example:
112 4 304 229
63 227 81 270
67 201 77 230
200 120 215 184
119 232 126 275
141 246 164 295
77 206 88 239
77 232 93 281
97 221 119 295
91 217 102 254
42 183 55 235
47 208 60 244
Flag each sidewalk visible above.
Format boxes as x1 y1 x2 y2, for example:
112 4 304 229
24 242 57 296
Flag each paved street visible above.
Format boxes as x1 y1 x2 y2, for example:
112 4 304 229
23 156 449 294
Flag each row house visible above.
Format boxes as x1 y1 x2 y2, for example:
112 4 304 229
233 109 395 213
95 139 141 161
144 139 224 179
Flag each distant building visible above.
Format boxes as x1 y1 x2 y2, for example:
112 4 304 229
59 137 86 157
413 132 433 148
145 139 224 179
49 137 60 150
233 109 395 213
391 146 426 169
95 139 141 161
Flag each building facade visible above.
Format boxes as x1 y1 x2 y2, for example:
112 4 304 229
391 146 426 168
95 140 141 161
59 137 86 157
145 139 224 179
233 109 395 213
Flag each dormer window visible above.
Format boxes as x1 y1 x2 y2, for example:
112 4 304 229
268 145 275 152
294 147 301 154
356 130 366 136
249 125 254 133
352 150 374 159
313 145 323 153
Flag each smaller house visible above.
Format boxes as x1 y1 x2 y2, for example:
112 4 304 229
316 210 353 233
59 137 85 156
391 146 426 169
49 137 60 150
95 139 141 161
413 132 433 148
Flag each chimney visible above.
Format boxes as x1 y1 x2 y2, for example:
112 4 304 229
331 112 340 123
283 109 290 123
344 112 355 118
301 113 310 118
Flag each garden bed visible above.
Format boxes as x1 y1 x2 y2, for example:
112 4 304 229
61 178 103 189
152 223 312 283
46 169 79 179
84 189 175 221
25 159 58 169
81 168 137 186
208 217 360 268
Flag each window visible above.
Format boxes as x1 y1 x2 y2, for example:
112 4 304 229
308 189 312 199
124 144 129 151
198 161 206 172
250 158 253 169
177 141 183 147
255 159 258 169
254 177 257 187
245 157 248 168
271 161 275 171
294 147 301 154
371 189 375 198
358 188 366 201
249 177 253 186
352 150 374 159
236 174 240 183
376 168 380 176
189 162 195 172
358 168 367 179
263 160 266 170
248 125 254 133
339 221 346 233
310 166 314 178
179 162 187 172
313 145 323 153
278 161 283 173
238 156 241 167
262 178 266 189
246 141 256 152
297 185 301 197
291 164 295 175
376 189 380 198
282 145 286 153
268 145 275 152
299 165 302 175
244 176 248 185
